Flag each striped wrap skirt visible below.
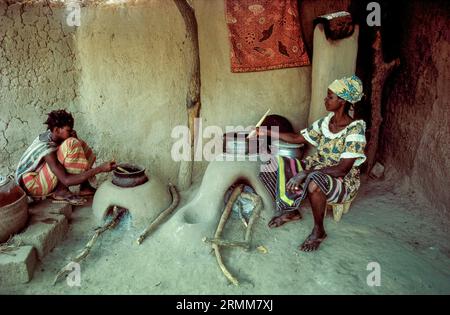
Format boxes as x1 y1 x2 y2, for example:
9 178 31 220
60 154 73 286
259 156 349 213
21 137 96 197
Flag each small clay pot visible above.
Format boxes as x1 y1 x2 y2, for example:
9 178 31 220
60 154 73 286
112 163 149 188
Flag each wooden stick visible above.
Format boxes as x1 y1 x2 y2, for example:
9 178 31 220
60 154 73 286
247 108 270 139
136 184 180 245
214 249 237 286
53 206 125 285
243 193 262 247
214 185 244 239
237 201 248 228
212 184 244 286
0 238 23 256
202 237 250 250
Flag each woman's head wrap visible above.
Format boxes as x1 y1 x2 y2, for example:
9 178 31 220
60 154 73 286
328 75 363 104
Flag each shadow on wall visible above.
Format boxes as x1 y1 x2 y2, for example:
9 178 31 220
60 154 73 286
379 0 450 215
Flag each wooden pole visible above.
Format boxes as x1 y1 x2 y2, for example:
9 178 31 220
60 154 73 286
174 0 201 190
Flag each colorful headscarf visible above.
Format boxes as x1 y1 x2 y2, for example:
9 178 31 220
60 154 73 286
328 75 363 104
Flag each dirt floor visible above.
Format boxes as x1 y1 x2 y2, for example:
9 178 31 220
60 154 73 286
2 172 449 295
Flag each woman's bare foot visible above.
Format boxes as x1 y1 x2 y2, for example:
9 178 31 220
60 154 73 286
48 182 86 205
51 190 86 206
299 227 327 252
52 185 72 199
268 210 302 228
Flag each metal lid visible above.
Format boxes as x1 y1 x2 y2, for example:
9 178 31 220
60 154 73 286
271 140 304 148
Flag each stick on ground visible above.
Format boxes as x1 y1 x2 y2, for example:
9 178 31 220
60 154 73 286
136 184 180 245
237 201 248 227
53 206 126 285
0 237 23 256
242 193 262 246
202 237 250 250
212 184 244 286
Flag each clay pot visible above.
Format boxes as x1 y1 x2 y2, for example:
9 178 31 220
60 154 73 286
0 176 29 243
112 163 149 188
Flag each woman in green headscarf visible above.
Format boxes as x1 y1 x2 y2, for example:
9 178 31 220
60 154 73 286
257 75 366 252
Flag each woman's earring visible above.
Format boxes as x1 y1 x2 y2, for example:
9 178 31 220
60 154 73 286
349 104 355 118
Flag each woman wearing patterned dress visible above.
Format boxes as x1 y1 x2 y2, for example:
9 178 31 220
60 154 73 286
257 75 366 252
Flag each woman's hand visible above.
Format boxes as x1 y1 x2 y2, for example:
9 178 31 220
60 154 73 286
255 127 265 136
286 172 308 193
251 127 270 138
98 161 117 173
70 130 78 139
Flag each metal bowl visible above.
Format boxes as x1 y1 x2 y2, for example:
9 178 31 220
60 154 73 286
222 131 265 155
270 140 304 159
112 163 149 188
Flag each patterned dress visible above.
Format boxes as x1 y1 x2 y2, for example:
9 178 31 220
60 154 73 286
300 112 367 201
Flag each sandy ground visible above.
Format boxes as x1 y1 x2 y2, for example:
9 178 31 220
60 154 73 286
2 173 449 295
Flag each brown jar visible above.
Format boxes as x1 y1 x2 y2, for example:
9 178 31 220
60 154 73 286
0 175 29 243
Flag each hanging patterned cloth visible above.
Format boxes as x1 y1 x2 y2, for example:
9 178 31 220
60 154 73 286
225 0 310 73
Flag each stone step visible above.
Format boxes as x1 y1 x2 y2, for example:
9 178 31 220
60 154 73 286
28 199 72 220
0 245 37 285
14 200 72 260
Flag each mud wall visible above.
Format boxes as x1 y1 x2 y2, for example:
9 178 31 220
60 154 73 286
0 1 79 175
196 0 311 131
380 0 450 215
74 2 188 183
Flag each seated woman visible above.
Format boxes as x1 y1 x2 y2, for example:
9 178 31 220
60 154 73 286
257 75 366 252
15 109 116 205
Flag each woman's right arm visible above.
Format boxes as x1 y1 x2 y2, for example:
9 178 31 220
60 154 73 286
278 131 306 144
44 152 116 187
257 128 306 144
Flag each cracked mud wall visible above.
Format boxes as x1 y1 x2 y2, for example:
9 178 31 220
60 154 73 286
380 0 450 216
0 1 79 175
